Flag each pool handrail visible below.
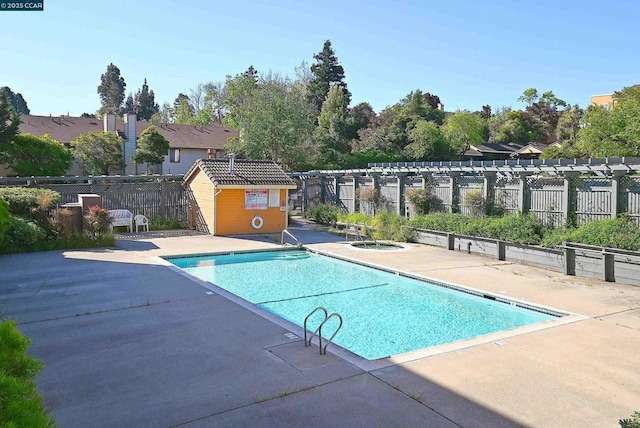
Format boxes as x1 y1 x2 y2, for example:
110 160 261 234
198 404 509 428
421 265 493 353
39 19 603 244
304 306 329 347
281 229 302 247
318 312 343 355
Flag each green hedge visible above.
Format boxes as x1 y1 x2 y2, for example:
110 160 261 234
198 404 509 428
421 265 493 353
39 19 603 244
541 217 640 251
0 197 13 247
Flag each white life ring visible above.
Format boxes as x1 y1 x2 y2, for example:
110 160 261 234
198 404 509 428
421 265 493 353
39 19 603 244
251 215 264 230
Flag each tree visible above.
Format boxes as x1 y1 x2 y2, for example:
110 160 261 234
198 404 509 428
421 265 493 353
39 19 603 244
576 86 640 157
224 72 314 170
80 113 96 118
203 81 228 123
151 102 172 124
0 91 21 150
555 104 583 145
479 105 492 120
124 93 135 113
422 92 442 110
135 78 159 120
244 65 259 84
405 120 450 161
441 111 485 155
97 63 126 114
315 85 349 166
71 131 123 175
307 40 351 114
223 72 257 129
0 87 30 114
133 126 169 172
345 102 376 140
0 133 72 176
173 93 194 124
518 88 539 106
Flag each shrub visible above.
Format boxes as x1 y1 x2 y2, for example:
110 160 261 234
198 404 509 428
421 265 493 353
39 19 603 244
84 205 113 237
620 411 640 428
357 187 390 214
483 213 546 245
405 188 441 215
337 212 372 225
0 320 56 428
305 204 342 225
0 197 13 246
0 216 47 254
463 189 485 217
371 211 414 242
148 218 187 230
51 207 77 237
0 187 60 217
541 216 640 250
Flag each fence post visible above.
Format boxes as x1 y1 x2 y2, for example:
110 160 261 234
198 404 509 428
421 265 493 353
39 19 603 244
302 178 309 214
351 174 359 214
332 174 342 206
396 172 408 216
602 250 615 282
483 171 497 214
448 172 460 213
610 170 625 218
319 174 327 204
160 180 168 220
562 171 579 226
563 246 576 276
518 172 530 214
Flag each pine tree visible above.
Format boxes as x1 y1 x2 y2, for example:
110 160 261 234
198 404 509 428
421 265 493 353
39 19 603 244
307 40 351 114
136 78 159 120
0 87 30 114
0 91 21 150
97 63 126 114
124 93 135 114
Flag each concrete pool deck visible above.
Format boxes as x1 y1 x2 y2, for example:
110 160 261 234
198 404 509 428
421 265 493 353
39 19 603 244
1 224 639 427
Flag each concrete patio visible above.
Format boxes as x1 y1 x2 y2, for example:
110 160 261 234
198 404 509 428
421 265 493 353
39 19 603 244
1 223 639 427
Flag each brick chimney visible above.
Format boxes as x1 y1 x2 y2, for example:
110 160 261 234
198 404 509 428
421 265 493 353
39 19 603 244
207 149 217 159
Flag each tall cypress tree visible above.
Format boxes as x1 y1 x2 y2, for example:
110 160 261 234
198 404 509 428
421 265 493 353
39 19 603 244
97 63 126 114
307 40 351 114
135 78 159 120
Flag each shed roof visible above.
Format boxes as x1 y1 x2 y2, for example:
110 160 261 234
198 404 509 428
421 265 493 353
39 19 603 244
184 159 297 188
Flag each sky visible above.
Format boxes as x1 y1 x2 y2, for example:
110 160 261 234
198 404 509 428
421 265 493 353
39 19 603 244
1 0 639 117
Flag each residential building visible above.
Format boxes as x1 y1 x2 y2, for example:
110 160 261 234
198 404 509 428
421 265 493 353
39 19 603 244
11 114 237 176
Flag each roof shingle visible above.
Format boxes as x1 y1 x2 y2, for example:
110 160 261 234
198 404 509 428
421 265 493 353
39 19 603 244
18 115 237 150
184 159 297 188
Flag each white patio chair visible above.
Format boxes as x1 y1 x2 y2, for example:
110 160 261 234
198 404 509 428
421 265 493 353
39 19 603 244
134 214 149 232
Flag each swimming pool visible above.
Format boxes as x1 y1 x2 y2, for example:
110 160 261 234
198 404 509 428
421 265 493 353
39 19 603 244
165 249 561 360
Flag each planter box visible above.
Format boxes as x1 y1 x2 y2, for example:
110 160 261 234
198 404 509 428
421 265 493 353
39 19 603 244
412 228 640 287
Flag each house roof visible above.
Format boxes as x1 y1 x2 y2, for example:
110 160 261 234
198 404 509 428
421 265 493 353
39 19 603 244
512 141 558 156
184 159 297 188
18 115 237 150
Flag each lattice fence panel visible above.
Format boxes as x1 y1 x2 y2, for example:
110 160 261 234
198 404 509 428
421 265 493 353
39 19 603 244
338 176 355 213
574 177 612 225
529 177 565 228
494 175 521 214
622 177 640 226
458 176 484 216
431 176 451 212
379 176 398 213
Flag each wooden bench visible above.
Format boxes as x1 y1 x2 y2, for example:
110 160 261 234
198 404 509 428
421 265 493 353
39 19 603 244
108 209 133 233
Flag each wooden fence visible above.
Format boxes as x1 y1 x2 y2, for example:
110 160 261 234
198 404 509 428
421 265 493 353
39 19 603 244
0 175 189 223
298 164 640 227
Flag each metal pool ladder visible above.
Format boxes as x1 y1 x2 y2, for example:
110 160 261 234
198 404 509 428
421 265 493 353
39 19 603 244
303 307 344 355
281 229 302 247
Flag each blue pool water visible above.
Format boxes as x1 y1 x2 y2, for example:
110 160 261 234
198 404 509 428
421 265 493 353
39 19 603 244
166 250 558 360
